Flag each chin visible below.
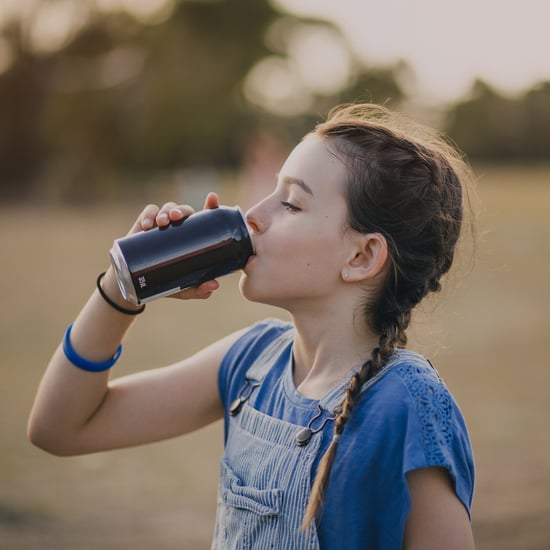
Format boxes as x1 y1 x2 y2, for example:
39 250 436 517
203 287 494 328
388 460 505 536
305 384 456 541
239 274 287 309
239 274 264 303
238 273 257 302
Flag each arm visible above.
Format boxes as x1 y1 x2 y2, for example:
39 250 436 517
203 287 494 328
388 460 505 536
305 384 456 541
28 196 240 456
403 467 475 550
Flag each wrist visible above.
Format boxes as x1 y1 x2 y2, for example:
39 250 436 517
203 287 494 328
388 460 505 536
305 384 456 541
97 270 145 315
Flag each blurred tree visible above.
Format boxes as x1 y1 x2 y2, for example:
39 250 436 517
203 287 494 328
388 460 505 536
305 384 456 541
336 61 407 105
445 79 550 161
300 59 408 133
34 0 281 200
523 81 550 159
240 18 409 158
123 0 280 169
0 24 47 199
0 0 410 201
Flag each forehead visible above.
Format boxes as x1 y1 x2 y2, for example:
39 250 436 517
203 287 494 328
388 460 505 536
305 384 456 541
279 134 347 195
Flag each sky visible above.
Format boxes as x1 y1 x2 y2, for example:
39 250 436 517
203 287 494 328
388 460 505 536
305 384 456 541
273 0 550 103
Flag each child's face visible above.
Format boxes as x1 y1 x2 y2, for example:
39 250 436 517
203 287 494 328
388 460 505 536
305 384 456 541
240 133 356 311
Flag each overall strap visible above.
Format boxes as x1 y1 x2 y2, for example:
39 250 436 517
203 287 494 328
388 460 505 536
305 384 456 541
244 327 295 382
229 327 294 417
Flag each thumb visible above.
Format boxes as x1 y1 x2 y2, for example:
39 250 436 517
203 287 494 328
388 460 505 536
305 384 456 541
203 192 220 210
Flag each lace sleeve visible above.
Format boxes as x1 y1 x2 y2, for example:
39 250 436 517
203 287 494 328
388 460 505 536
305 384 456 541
397 361 475 514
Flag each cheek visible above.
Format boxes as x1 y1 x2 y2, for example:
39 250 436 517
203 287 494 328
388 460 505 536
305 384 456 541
239 236 344 305
272 232 345 282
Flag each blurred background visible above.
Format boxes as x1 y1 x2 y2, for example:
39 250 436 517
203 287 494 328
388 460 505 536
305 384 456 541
1 0 549 548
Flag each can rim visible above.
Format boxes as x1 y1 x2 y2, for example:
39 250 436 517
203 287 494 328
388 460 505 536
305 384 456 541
109 241 139 305
234 205 256 256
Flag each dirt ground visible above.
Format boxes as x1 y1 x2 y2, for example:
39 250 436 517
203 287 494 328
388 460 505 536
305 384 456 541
1 165 549 549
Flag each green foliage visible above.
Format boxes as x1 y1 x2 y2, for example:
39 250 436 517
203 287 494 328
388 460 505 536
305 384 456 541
445 79 550 161
0 0 413 201
0 1 281 199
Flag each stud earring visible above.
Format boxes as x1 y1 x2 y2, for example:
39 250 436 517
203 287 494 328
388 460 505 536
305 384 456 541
343 272 350 279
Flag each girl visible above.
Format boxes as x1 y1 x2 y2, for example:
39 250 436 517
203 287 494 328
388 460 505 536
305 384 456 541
29 103 476 549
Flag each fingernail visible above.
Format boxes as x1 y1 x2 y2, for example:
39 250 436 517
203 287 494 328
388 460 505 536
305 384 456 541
142 217 153 229
158 213 168 223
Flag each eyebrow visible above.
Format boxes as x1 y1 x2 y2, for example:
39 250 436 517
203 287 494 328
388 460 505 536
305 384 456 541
280 175 314 196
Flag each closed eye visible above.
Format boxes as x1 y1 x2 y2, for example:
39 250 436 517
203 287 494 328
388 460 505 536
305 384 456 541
281 201 301 213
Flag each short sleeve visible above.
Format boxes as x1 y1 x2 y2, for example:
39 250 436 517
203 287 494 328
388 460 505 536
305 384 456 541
397 362 475 515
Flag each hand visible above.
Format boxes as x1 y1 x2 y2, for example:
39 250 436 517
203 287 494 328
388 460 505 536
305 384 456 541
128 192 220 235
127 192 221 300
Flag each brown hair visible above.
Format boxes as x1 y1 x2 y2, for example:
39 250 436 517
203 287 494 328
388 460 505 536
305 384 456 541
302 103 475 527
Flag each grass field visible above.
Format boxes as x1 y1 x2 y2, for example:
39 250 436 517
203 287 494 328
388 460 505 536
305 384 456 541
1 164 549 549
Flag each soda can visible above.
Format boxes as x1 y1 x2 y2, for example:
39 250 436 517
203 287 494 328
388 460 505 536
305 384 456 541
109 205 254 305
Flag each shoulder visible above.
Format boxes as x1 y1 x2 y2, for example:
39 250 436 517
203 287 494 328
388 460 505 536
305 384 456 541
357 349 446 417
385 348 442 388
368 349 454 417
217 318 293 405
220 318 293 369
368 350 467 453
389 351 457 457
342 349 455 447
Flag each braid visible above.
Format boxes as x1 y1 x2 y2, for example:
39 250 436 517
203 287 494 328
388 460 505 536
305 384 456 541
301 316 408 528
300 103 472 529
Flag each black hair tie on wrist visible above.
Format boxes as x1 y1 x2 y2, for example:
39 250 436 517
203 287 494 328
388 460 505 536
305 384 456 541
96 272 145 315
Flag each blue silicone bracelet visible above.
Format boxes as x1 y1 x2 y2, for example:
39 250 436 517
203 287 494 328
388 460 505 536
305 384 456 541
63 323 122 372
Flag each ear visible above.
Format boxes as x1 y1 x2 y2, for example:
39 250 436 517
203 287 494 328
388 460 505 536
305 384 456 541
342 233 388 282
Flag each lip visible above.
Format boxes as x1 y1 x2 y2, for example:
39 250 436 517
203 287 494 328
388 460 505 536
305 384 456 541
242 254 256 274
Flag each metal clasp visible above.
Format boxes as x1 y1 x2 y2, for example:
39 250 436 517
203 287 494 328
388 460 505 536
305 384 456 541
229 379 260 416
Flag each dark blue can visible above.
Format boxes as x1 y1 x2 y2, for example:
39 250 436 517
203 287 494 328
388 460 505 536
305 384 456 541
109 206 254 304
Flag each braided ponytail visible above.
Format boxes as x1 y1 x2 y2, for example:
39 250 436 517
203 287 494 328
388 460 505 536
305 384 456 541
301 104 473 528
301 339 394 527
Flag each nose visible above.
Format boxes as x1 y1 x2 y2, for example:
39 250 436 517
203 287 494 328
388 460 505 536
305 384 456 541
245 198 268 234
245 209 260 234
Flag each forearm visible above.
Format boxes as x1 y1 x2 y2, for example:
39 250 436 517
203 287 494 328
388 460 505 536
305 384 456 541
29 198 225 456
28 268 142 455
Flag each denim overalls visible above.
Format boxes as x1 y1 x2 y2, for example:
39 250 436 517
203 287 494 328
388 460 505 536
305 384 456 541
212 329 334 549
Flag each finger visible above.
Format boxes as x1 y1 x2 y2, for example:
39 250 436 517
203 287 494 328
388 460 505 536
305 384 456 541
202 192 220 210
156 202 194 227
128 204 159 235
169 279 220 301
193 279 220 299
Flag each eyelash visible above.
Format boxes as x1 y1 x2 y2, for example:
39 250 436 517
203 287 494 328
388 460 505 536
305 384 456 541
281 201 301 213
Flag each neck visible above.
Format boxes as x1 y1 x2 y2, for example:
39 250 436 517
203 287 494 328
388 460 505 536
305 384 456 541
289 305 380 400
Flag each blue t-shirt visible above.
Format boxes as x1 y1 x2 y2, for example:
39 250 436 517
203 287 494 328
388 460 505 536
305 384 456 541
218 319 475 549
